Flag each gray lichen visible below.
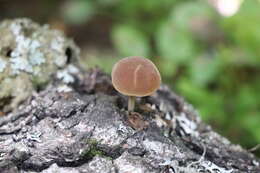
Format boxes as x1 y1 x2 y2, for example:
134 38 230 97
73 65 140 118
0 59 7 73
0 18 80 111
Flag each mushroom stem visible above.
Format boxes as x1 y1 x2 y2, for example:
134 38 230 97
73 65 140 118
128 96 136 111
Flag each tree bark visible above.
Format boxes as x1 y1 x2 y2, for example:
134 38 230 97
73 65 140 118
0 19 259 173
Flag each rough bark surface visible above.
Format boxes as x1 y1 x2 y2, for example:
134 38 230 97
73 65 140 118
0 19 259 173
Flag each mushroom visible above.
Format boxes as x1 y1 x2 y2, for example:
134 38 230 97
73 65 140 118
112 56 161 111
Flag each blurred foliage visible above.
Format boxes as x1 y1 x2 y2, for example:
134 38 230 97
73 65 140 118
62 0 260 155
111 24 150 57
62 1 95 25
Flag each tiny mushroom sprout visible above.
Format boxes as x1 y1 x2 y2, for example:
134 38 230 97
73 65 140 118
111 56 161 111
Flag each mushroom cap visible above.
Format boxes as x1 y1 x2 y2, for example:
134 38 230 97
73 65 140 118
112 56 161 97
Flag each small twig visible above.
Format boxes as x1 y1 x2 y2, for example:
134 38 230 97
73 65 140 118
248 144 260 152
187 143 206 168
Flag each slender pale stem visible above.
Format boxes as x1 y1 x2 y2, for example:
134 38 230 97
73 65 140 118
128 96 136 111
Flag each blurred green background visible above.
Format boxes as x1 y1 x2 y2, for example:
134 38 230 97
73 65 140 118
1 0 259 156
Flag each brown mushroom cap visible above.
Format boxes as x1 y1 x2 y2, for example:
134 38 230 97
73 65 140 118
112 56 161 97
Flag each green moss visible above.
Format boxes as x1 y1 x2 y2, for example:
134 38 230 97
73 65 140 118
87 139 99 146
84 139 105 158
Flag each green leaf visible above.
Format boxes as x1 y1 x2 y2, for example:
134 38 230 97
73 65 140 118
117 0 175 16
189 54 222 87
158 58 178 78
111 25 150 57
62 1 94 25
176 78 224 122
217 46 260 66
156 21 195 64
221 0 260 61
170 1 214 32
242 114 260 142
